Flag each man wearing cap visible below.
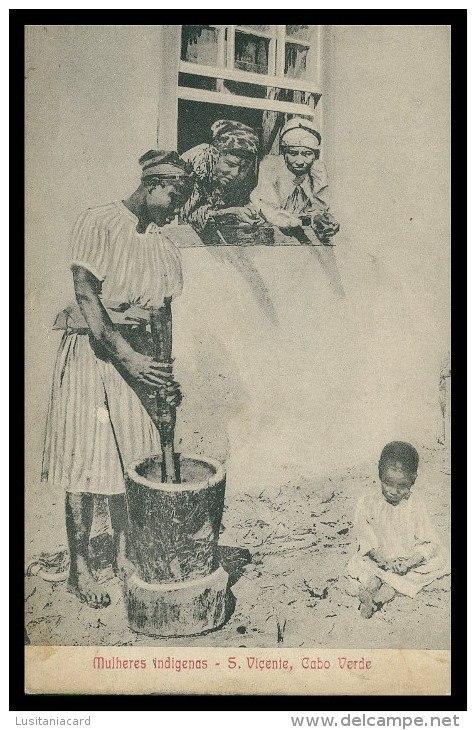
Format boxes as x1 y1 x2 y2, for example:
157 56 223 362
250 117 340 243
181 119 262 233
41 151 194 608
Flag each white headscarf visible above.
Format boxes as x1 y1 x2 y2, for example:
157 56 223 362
280 118 321 150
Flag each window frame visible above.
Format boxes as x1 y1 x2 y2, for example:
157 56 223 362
178 24 322 120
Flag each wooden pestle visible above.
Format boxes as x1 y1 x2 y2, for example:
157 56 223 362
149 298 180 483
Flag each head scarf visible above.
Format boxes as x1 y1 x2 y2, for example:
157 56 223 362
139 150 192 179
280 118 321 150
211 120 259 158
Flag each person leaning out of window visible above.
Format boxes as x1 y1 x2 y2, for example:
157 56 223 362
250 117 340 244
180 119 262 233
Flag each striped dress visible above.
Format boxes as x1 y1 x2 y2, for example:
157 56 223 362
41 201 183 495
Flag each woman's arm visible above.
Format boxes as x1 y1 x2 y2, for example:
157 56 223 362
184 199 260 231
250 159 301 229
212 206 261 225
182 200 215 233
72 265 173 388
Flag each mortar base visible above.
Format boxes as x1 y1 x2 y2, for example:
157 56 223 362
125 566 229 638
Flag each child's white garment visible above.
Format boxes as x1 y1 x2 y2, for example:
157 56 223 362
347 491 450 598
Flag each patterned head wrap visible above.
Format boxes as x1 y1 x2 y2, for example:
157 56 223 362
139 150 193 180
211 119 259 158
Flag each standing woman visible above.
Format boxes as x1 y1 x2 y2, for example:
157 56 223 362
41 151 193 608
181 119 261 233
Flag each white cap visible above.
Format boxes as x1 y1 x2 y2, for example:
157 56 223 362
280 118 321 150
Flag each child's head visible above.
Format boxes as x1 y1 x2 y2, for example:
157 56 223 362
378 441 419 506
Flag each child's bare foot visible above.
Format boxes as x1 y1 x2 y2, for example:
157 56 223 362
68 570 111 609
374 583 395 606
358 586 377 619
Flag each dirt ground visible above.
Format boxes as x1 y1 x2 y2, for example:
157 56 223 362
25 444 450 650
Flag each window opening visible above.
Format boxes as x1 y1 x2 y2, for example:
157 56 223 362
178 25 322 158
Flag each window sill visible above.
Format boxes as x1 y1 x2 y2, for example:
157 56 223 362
163 222 336 248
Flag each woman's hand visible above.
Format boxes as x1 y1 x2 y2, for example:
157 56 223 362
214 207 260 225
234 207 261 225
271 210 302 230
163 380 183 408
313 211 340 242
122 352 174 387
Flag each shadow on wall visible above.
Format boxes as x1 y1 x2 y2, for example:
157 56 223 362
202 241 346 328
206 247 280 326
305 245 345 299
175 322 248 464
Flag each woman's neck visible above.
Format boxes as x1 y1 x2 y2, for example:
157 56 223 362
123 189 150 233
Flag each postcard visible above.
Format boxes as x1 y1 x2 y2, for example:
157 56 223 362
25 23 451 696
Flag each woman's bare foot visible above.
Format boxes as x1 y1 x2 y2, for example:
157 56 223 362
65 492 111 607
114 528 136 580
68 567 111 609
114 555 136 581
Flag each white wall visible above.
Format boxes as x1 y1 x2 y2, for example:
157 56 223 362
325 24 450 455
25 25 450 495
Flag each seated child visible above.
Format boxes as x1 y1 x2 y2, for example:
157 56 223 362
250 117 340 242
346 441 450 618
